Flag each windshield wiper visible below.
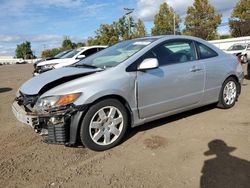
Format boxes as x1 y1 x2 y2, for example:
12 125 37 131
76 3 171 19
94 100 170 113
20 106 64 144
73 64 101 69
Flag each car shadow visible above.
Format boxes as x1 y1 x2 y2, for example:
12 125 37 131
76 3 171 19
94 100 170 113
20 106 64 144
123 104 216 143
0 87 12 93
244 75 249 80
200 139 250 188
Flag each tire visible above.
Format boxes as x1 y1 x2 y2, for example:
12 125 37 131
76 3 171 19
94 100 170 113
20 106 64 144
217 77 239 109
241 55 248 64
80 99 128 151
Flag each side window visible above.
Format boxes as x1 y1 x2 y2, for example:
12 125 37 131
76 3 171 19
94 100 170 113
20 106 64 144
152 40 197 66
98 48 105 51
197 42 218 59
81 48 98 57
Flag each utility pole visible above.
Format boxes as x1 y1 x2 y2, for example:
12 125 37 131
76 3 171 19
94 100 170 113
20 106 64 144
124 8 134 38
173 12 176 35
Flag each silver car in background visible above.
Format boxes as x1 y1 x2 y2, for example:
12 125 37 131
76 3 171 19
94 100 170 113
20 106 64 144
12 36 244 151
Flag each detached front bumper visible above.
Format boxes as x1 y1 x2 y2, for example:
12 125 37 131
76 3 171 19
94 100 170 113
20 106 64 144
12 101 39 127
12 101 73 145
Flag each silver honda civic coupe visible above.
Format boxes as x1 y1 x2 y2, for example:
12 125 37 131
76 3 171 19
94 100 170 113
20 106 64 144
12 35 244 151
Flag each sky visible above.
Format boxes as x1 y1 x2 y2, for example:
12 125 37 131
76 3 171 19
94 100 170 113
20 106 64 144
0 0 238 57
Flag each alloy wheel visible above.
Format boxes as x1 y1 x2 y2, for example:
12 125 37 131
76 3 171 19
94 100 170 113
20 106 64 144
223 81 237 105
89 106 124 146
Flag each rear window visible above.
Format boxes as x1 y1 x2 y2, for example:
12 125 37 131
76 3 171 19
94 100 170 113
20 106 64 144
197 42 218 59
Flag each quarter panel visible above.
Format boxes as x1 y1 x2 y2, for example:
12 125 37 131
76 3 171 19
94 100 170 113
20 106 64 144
202 55 240 104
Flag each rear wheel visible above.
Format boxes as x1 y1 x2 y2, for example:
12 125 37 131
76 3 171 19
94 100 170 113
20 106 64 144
217 77 239 109
80 99 128 151
241 55 248 64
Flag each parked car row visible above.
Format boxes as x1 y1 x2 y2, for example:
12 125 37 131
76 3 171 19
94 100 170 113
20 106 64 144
12 36 244 151
224 43 250 78
33 46 107 75
225 43 250 63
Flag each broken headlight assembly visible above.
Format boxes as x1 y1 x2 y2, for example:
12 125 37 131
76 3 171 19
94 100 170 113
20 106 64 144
42 63 58 70
34 93 82 112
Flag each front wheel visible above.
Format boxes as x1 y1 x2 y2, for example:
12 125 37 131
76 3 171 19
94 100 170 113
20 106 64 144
217 77 239 109
80 99 128 151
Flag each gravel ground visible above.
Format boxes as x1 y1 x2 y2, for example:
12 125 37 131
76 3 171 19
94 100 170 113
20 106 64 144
0 64 249 188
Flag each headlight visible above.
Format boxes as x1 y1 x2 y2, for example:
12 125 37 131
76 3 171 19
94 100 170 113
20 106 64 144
42 64 58 69
34 93 81 112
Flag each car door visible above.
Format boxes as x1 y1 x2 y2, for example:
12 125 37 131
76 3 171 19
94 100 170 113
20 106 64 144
137 39 205 119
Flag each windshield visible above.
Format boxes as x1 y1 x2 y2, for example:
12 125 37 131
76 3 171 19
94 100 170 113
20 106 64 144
227 44 246 51
54 50 72 58
75 38 156 68
60 48 83 58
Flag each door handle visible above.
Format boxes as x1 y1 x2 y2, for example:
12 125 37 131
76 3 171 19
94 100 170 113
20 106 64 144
190 66 203 72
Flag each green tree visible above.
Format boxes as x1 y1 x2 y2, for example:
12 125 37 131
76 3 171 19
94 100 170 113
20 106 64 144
133 19 146 38
95 23 119 45
41 48 62 58
116 16 129 40
184 0 222 40
87 15 146 45
219 34 232 39
87 37 100 46
119 16 137 40
152 2 181 35
229 0 250 37
62 37 75 49
15 41 35 59
76 42 86 48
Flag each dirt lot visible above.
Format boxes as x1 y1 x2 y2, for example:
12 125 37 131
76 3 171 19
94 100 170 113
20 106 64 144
0 64 249 188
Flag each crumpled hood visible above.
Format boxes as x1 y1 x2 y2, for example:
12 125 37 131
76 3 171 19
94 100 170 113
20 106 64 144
37 58 71 66
20 67 101 95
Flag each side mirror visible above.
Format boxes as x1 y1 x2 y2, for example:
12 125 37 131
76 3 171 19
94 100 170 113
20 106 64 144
138 58 159 71
76 54 86 59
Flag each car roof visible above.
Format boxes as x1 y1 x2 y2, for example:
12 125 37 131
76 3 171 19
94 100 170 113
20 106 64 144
78 46 108 50
136 35 210 41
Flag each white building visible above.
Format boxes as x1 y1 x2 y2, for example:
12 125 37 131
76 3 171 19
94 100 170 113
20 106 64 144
0 55 37 65
209 36 250 50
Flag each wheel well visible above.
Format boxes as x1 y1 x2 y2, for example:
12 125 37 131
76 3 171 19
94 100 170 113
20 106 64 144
226 75 239 83
97 95 132 126
88 95 133 127
73 95 133 146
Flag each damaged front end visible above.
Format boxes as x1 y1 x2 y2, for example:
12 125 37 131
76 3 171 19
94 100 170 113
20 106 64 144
12 92 84 145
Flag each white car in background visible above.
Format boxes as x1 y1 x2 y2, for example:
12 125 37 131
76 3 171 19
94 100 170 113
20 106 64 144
225 43 250 63
34 46 107 75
